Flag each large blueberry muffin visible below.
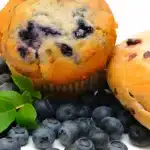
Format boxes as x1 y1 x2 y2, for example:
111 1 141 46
107 31 150 129
0 0 117 93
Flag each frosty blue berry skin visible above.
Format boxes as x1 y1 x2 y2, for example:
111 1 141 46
89 129 110 149
7 126 29 146
0 138 21 150
58 120 80 147
106 141 128 150
65 137 95 150
42 118 61 136
129 124 150 147
34 99 55 122
32 126 56 149
92 106 113 126
100 117 124 140
56 104 77 122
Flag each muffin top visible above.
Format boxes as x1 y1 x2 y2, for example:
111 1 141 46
0 0 116 85
107 31 150 129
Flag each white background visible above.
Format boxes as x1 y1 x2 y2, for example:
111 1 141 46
0 0 150 149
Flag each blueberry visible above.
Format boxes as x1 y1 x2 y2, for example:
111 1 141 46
89 130 110 149
75 117 96 136
72 137 95 150
0 138 21 150
7 126 29 146
77 105 92 118
56 104 77 122
0 57 9 73
58 120 79 147
0 83 17 91
92 106 113 126
73 19 94 39
34 99 55 122
56 43 73 57
89 126 104 136
100 117 124 140
32 126 56 149
107 141 128 150
18 23 40 49
46 148 60 150
42 118 61 135
38 26 61 36
0 74 11 86
18 46 28 58
116 110 135 133
129 124 150 147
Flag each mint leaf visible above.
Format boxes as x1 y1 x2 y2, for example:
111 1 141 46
22 91 33 103
16 104 38 129
12 75 34 92
0 91 25 107
0 100 16 133
31 91 41 100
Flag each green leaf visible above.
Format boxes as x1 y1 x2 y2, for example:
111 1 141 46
31 91 41 100
0 91 25 107
0 100 16 133
22 91 33 103
16 104 38 129
12 75 34 92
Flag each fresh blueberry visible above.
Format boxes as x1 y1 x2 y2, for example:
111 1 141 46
0 74 11 86
32 126 56 149
72 137 95 150
58 120 79 147
116 110 135 133
77 105 92 118
34 99 55 122
0 83 17 91
0 57 10 74
56 43 73 57
46 148 60 150
89 126 104 136
129 124 150 147
7 126 29 146
89 130 110 149
56 104 77 122
106 141 128 150
0 138 21 150
42 118 61 135
100 117 124 140
92 106 113 126
75 117 96 136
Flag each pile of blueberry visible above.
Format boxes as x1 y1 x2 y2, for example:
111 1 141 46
0 57 150 150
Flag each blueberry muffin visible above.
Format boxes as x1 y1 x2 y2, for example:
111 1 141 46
0 0 117 93
107 31 150 129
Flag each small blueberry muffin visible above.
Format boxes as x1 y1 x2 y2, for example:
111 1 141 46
0 0 117 93
107 31 150 129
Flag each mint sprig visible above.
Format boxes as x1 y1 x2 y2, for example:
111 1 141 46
16 104 39 129
12 75 42 100
0 75 42 133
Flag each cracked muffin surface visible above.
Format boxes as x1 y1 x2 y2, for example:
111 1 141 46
107 31 150 129
0 0 116 92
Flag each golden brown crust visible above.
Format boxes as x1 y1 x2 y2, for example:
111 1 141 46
0 0 116 92
107 31 150 129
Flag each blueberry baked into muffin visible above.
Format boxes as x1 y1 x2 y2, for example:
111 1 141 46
0 0 117 93
107 31 150 129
